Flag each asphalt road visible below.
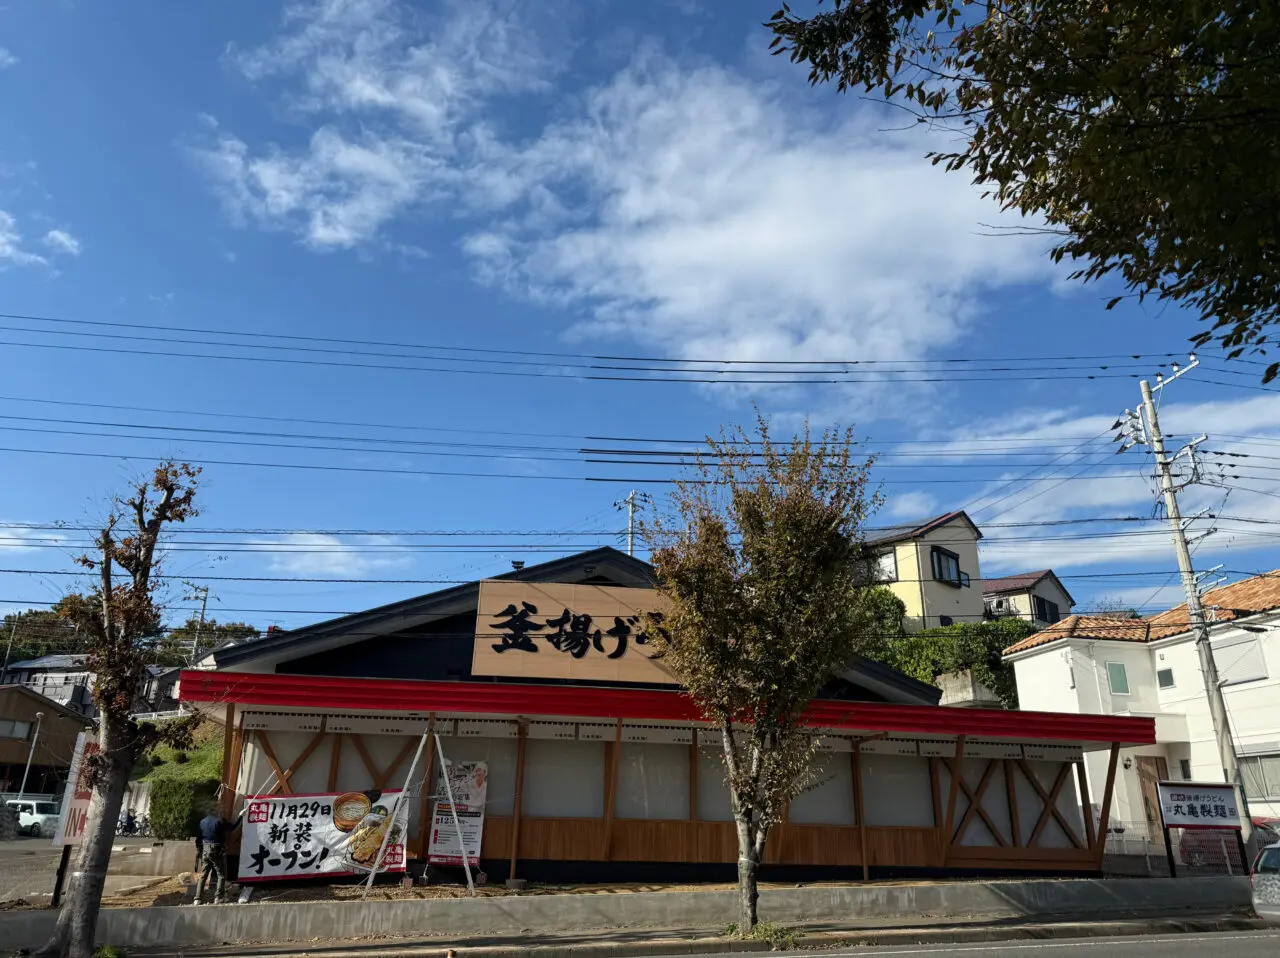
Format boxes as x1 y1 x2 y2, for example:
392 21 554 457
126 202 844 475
0 834 61 902
772 931 1280 958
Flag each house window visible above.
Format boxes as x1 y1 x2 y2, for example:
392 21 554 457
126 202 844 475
1157 667 1175 689
930 547 962 587
1033 595 1061 624
1179 759 1192 780
1240 754 1280 800
1105 661 1130 695
0 719 31 740
873 551 897 583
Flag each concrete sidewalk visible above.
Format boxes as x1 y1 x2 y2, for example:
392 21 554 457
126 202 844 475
123 913 1267 958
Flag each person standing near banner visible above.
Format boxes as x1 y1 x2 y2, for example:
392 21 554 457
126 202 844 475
194 808 242 904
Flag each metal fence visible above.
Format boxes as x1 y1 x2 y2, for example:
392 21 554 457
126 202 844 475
1101 818 1259 877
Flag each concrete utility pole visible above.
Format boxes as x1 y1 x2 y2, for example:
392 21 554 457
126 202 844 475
616 490 639 557
186 584 210 665
1118 356 1242 806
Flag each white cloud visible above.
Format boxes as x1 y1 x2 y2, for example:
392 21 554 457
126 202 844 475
0 211 48 268
42 229 81 256
883 490 938 521
247 533 410 577
0 48 18 70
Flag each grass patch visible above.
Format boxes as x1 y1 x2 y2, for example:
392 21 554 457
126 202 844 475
723 921 799 950
93 946 129 958
135 722 222 783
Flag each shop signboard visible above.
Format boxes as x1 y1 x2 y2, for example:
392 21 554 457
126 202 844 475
1156 782 1240 829
427 760 487 866
238 789 407 882
53 732 99 847
472 582 674 685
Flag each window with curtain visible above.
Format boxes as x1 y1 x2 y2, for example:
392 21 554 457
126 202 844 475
1241 754 1280 800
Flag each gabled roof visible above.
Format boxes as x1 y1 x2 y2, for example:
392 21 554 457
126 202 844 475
6 654 87 671
1002 568 1280 656
982 569 1076 605
215 546 658 670
865 510 983 547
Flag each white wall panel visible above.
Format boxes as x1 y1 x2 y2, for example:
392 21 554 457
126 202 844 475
788 753 855 825
522 740 604 818
697 747 734 821
863 754 934 827
616 743 689 820
436 735 519 815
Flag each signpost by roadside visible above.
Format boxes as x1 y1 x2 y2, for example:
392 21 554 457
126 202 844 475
1156 781 1247 878
50 731 99 905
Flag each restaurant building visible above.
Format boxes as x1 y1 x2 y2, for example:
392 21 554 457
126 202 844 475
180 547 1153 882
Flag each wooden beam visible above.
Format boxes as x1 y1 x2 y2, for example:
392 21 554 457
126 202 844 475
256 731 291 795
1092 745 1121 870
601 718 623 860
1075 760 1096 850
417 715 437 859
510 721 528 879
267 721 328 797
688 739 699 823
929 757 942 830
327 733 343 792
1005 759 1022 848
351 734 379 785
941 735 966 863
949 759 1006 848
378 734 420 790
1027 763 1077 848
852 743 868 880
218 703 237 817
1018 760 1084 849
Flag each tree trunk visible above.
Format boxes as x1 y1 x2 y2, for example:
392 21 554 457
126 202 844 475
39 716 133 958
734 814 761 932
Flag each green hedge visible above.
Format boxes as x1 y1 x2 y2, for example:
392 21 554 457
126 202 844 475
149 778 219 841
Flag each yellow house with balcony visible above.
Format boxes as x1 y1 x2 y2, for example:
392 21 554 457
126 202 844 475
868 510 985 631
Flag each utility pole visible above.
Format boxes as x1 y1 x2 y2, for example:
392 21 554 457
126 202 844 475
1 612 20 686
185 584 210 665
1117 356 1242 806
616 491 639 557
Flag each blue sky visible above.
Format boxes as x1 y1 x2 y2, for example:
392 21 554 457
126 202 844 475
2 0 1278 633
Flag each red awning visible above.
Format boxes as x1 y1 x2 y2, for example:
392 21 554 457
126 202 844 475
180 670 1154 746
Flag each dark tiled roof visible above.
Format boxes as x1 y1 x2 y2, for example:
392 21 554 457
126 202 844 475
865 510 981 547
6 654 87 671
983 570 1053 594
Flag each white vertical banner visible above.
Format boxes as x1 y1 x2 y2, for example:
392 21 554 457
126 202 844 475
427 760 488 866
53 732 98 847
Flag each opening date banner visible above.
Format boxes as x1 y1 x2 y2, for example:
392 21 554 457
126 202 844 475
238 789 407 882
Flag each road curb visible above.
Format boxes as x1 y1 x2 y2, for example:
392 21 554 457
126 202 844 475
174 914 1267 958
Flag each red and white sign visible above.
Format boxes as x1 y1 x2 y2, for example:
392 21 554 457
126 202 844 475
238 790 408 882
53 732 99 847
1157 781 1241 829
427 760 488 866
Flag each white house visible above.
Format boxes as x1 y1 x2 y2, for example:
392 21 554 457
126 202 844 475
983 570 1075 628
1003 570 1280 841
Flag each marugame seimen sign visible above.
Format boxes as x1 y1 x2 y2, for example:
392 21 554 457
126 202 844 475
471 582 675 684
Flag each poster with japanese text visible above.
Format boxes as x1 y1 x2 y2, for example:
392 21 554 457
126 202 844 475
238 789 407 882
1156 782 1241 829
427 760 487 866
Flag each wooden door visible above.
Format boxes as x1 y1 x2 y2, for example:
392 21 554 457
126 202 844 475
1135 756 1169 841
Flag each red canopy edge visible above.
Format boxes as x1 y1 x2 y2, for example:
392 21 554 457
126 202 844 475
179 670 1155 746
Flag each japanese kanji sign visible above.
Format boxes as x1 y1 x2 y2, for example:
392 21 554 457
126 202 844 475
53 732 98 847
1156 782 1241 830
238 789 408 882
427 760 487 867
472 582 675 684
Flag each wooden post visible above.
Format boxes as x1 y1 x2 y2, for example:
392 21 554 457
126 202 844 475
219 703 236 806
941 735 966 858
327 733 343 792
509 721 528 879
1092 744 1121 870
601 718 623 860
1075 760 1095 850
852 743 868 881
417 714 437 859
220 705 243 818
688 738 699 822
1005 759 1022 848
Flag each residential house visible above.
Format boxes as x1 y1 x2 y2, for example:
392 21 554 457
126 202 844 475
1003 570 1280 839
2 655 96 718
983 570 1075 627
0 685 93 795
867 511 984 631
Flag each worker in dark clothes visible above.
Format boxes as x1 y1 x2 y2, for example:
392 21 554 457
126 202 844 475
194 808 242 904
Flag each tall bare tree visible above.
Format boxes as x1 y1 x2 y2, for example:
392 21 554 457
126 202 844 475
39 461 202 958
643 415 887 932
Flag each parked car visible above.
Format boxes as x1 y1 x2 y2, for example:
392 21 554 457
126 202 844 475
1253 842 1280 924
4 799 60 838
1179 817 1280 868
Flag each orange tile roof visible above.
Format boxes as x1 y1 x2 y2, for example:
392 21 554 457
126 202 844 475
1002 569 1280 656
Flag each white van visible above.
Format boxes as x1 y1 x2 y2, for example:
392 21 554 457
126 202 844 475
4 799 60 838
